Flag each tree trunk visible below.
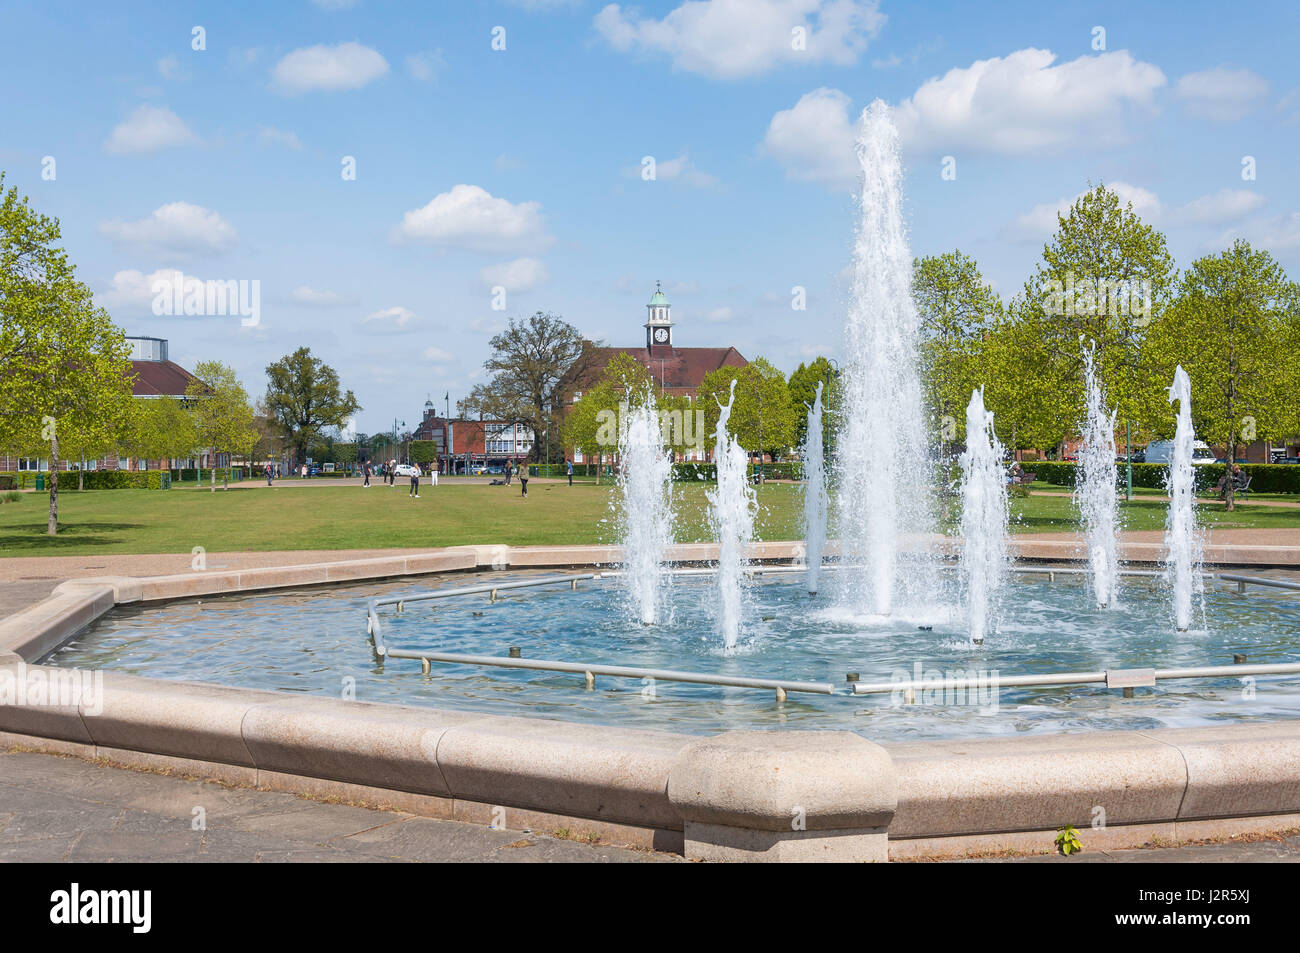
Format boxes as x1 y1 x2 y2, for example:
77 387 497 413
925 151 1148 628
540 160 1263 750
47 434 59 536
1225 431 1236 512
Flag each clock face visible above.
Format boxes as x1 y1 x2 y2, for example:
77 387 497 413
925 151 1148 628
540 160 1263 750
653 327 669 343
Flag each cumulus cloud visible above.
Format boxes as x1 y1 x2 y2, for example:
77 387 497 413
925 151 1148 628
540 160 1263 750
271 42 389 94
637 153 718 187
362 306 419 334
594 0 885 79
291 286 355 307
98 202 237 257
406 50 445 81
393 184 552 253
1172 189 1266 226
480 257 549 291
1005 182 1161 242
100 268 238 314
104 105 197 154
761 87 858 190
1175 67 1270 120
258 126 302 149
895 48 1167 154
424 346 456 363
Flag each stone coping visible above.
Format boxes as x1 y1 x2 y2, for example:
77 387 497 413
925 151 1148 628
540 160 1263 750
1 541 1299 862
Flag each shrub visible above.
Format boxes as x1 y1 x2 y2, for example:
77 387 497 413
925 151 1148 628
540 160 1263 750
1027 461 1300 495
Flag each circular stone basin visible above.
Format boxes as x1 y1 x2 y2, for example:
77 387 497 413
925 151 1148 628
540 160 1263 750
46 568 1300 742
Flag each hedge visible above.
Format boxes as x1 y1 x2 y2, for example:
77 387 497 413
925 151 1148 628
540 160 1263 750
1028 461 1300 494
170 467 241 483
0 470 171 490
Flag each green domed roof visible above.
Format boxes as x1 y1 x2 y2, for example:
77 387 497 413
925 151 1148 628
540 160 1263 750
648 290 669 305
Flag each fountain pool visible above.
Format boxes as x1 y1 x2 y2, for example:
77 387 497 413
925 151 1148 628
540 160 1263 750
45 569 1300 742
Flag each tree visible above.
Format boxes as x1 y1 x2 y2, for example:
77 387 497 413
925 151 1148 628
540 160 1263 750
461 312 591 462
912 250 1001 446
124 396 196 473
989 184 1176 456
788 356 839 453
263 347 360 468
1143 241 1300 509
0 173 135 534
698 358 796 464
188 360 258 490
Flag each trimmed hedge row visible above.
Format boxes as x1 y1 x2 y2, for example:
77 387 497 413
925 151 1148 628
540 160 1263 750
0 470 170 489
670 461 806 482
1029 461 1300 494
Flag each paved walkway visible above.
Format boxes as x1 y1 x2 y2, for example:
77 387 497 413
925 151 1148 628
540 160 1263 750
0 749 674 863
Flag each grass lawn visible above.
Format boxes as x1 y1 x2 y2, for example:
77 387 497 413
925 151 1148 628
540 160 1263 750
0 480 1297 557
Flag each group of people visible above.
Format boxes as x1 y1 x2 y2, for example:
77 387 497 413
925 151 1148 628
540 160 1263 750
263 456 581 499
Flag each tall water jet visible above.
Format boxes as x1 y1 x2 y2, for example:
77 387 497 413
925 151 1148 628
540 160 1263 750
959 388 1009 645
802 381 829 596
836 99 933 617
709 380 757 652
1164 366 1204 631
1075 346 1121 608
617 391 674 625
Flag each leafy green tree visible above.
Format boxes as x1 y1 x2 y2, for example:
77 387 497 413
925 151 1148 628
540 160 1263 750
125 396 197 469
0 173 134 534
992 184 1176 455
912 250 1001 447
698 358 795 464
188 360 257 489
461 312 592 462
787 357 839 452
1143 240 1300 509
264 347 360 468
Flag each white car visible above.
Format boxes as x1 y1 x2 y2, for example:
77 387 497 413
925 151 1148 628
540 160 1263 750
392 464 421 478
1142 440 1217 466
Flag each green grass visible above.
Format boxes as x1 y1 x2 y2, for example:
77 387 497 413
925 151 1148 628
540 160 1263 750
0 479 1296 557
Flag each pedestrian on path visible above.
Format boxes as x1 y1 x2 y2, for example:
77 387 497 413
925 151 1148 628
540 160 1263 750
520 464 529 498
363 461 371 487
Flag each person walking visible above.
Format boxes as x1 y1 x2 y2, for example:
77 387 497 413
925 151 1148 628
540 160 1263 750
566 459 574 487
409 467 420 499
362 461 371 487
388 459 396 487
504 461 512 485
265 464 273 486
519 463 529 498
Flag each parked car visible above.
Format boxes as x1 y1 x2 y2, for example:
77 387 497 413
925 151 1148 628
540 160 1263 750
1142 440 1217 466
392 463 421 478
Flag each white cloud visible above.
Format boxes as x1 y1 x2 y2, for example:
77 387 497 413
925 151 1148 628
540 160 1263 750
1005 182 1161 242
98 202 237 257
406 50 445 82
271 42 389 95
258 126 302 149
99 268 237 314
1221 212 1300 252
157 55 181 80
594 0 885 80
640 153 717 187
1173 189 1266 226
362 306 419 334
706 306 735 322
393 184 552 253
895 48 1167 154
291 286 355 307
480 257 549 291
424 346 456 363
1175 67 1270 120
761 87 858 190
104 105 197 154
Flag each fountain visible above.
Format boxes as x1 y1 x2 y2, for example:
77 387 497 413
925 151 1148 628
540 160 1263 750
802 381 829 596
617 390 675 625
958 387 1009 644
1164 366 1204 631
1075 346 1121 608
836 100 933 617
709 379 757 652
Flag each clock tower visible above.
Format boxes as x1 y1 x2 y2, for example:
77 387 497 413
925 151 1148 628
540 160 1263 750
645 281 673 349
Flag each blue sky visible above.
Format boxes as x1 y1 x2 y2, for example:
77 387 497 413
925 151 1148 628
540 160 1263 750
2 0 1297 436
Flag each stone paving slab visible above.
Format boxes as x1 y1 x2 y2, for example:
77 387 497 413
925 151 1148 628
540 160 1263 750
0 749 677 863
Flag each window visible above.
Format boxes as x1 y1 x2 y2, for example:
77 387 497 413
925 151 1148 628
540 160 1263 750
17 458 49 471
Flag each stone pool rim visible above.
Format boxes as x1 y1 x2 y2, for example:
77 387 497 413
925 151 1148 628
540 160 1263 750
2 540 1299 862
